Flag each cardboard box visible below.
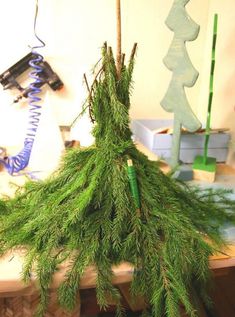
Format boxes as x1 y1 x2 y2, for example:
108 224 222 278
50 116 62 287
131 119 230 163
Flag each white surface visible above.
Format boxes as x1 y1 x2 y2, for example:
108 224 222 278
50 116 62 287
0 91 64 180
0 0 210 125
28 92 65 175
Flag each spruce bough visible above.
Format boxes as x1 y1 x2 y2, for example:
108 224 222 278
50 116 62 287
0 44 235 317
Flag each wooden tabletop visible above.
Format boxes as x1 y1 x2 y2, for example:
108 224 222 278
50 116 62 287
0 244 235 297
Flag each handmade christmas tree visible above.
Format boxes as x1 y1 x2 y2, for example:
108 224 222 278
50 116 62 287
0 2 235 317
161 0 201 170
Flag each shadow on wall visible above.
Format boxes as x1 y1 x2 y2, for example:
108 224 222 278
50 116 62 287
220 22 235 109
224 105 235 166
220 24 235 166
223 70 235 103
222 23 235 99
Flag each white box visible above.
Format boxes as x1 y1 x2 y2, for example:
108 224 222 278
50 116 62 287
131 119 230 163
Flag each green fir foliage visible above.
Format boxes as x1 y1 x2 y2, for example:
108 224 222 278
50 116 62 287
0 43 235 316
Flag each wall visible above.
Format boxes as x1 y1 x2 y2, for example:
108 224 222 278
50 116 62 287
0 0 234 166
39 0 210 123
197 0 235 163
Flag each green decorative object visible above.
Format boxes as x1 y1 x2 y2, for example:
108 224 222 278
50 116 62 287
193 14 218 174
161 0 201 170
127 159 141 209
0 43 235 317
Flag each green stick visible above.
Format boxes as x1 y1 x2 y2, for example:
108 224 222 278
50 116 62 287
203 14 218 164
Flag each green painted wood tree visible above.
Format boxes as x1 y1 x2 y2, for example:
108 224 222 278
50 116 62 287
0 2 235 317
161 0 201 168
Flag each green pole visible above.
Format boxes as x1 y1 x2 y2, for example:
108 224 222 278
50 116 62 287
203 14 218 164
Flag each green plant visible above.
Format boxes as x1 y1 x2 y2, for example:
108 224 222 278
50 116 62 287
0 44 235 317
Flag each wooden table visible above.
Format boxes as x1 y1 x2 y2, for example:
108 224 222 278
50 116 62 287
0 245 234 317
1 244 235 294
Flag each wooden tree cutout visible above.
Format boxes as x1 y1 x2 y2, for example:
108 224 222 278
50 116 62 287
161 0 201 168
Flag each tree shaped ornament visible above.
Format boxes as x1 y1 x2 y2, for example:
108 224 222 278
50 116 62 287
161 0 201 169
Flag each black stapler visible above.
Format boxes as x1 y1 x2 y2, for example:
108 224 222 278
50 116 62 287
0 52 64 103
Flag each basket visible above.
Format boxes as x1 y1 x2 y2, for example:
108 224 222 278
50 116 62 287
0 291 80 317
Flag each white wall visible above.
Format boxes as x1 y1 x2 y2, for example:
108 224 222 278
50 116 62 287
0 0 235 163
43 0 210 123
197 0 235 163
198 0 235 130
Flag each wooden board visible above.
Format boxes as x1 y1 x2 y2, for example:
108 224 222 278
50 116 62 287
0 245 234 297
193 168 216 182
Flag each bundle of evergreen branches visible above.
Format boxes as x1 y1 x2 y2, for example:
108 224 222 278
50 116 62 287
0 43 235 317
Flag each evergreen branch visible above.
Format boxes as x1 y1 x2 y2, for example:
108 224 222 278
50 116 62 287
0 43 234 317
83 73 95 123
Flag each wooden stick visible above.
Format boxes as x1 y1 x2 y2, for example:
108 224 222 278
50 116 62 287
83 69 104 124
116 0 122 79
108 46 113 56
127 159 133 167
83 67 104 100
121 53 125 66
83 74 95 123
130 43 138 61
83 74 91 96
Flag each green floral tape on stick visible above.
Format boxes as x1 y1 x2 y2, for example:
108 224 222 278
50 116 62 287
127 159 141 210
